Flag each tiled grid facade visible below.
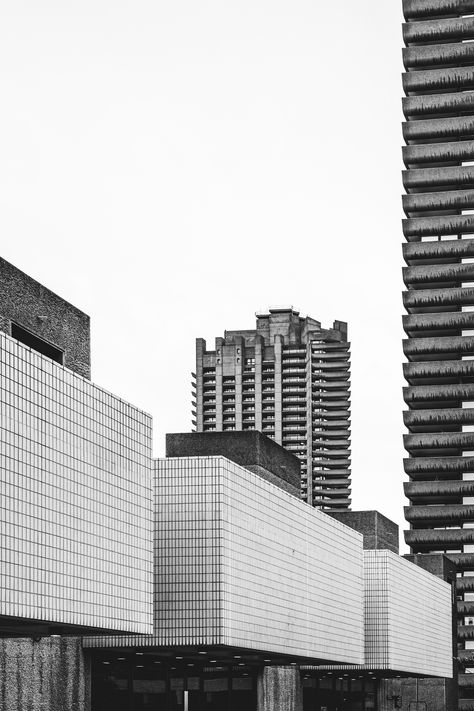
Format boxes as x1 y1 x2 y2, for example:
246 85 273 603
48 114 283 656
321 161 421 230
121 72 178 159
309 550 453 677
0 333 153 632
87 455 364 664
374 551 451 676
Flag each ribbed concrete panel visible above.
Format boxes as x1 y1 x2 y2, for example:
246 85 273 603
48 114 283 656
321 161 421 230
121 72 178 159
402 3 474 701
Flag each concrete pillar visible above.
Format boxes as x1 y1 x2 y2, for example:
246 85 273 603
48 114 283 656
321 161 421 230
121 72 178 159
274 336 283 445
0 636 89 711
257 666 302 711
254 335 264 433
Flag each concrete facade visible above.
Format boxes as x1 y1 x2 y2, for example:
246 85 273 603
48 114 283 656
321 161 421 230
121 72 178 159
166 430 301 495
0 637 89 711
330 510 399 554
193 308 351 511
401 1 474 705
0 257 91 379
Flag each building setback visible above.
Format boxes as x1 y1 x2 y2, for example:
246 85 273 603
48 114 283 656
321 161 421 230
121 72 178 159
192 308 351 511
401 0 474 706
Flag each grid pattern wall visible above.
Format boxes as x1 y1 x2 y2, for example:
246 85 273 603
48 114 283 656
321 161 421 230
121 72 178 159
365 551 452 676
363 550 390 669
0 333 153 632
152 457 222 646
89 456 364 661
386 551 452 676
218 458 362 661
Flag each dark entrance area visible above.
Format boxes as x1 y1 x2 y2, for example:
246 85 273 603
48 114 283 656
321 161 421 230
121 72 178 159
91 656 257 711
302 675 377 711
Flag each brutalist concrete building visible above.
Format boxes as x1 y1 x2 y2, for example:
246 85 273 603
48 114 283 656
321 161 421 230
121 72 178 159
0 257 153 708
192 308 351 511
0 259 456 711
401 1 474 708
86 434 454 711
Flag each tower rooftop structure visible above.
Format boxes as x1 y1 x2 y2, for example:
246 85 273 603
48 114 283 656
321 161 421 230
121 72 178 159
192 309 351 511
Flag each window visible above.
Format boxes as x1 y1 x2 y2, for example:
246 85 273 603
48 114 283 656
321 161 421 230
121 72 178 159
11 322 64 365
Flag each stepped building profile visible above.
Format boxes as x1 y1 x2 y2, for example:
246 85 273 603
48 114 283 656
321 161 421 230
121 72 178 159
401 0 474 705
192 308 351 510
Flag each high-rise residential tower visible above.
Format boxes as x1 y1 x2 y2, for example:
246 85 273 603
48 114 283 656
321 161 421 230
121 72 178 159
191 308 351 511
401 0 474 703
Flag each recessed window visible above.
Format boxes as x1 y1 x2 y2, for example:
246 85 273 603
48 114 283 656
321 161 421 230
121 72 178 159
11 322 64 365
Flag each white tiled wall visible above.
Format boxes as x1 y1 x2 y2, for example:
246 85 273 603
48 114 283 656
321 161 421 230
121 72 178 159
89 455 364 663
0 333 153 633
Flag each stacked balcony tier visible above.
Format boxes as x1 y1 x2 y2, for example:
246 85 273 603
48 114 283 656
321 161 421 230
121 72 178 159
402 0 474 696
311 342 351 511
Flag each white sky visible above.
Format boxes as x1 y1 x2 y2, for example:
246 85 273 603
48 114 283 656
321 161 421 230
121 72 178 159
0 1 407 542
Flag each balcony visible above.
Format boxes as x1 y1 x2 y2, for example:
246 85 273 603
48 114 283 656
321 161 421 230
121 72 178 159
405 504 474 524
405 479 474 503
404 287 474 311
404 360 474 384
404 527 474 549
404 431 474 453
404 383 474 408
404 455 474 478
403 16 474 44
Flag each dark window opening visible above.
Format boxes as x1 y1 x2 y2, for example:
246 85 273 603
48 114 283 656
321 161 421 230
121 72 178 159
11 322 64 365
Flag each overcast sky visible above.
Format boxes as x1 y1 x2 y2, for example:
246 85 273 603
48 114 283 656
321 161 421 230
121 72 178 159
0 1 407 540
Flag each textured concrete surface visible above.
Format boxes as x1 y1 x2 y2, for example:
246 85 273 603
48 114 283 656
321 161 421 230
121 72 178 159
0 256 90 378
330 510 399 553
257 667 302 711
0 637 89 711
166 430 301 493
378 677 457 711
